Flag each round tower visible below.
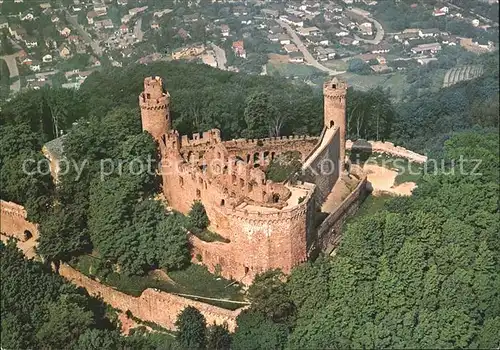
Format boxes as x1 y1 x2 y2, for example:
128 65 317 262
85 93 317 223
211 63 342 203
139 76 171 141
323 77 347 171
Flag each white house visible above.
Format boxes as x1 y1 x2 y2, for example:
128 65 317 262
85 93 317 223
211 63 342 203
30 61 41 72
24 37 38 48
289 52 304 63
419 28 440 38
20 12 34 21
42 54 53 62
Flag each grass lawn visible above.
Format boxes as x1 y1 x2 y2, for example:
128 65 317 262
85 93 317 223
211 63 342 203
267 62 324 78
324 59 348 71
71 255 245 310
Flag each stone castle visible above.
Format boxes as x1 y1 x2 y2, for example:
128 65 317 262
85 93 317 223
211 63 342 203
139 75 365 284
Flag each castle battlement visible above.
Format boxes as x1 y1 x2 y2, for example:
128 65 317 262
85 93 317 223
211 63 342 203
180 129 222 148
140 75 358 284
223 134 319 149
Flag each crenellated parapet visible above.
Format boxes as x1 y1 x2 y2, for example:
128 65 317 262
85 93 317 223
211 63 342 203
180 129 222 149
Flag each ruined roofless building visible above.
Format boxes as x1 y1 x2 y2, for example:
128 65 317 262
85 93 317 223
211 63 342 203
140 75 354 285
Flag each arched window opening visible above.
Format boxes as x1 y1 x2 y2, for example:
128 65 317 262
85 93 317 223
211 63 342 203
272 193 280 203
24 230 33 240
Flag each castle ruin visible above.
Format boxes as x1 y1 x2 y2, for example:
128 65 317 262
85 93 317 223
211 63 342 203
140 75 367 285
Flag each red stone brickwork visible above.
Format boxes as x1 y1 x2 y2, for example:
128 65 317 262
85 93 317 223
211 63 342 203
0 200 39 241
139 76 171 141
139 76 362 285
57 264 244 332
323 77 348 172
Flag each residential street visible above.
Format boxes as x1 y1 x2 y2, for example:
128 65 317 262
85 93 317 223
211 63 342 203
277 20 344 75
64 10 103 56
211 43 227 70
134 17 144 42
351 8 385 45
1 53 21 93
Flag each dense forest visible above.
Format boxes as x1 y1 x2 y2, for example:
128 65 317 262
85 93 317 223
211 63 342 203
0 60 499 349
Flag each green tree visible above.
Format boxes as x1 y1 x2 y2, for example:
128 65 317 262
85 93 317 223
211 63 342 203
188 201 209 233
175 306 207 349
206 323 232 350
243 92 277 139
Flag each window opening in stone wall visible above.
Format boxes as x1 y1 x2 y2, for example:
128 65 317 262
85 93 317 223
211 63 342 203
330 120 334 128
146 93 151 99
248 183 253 192
272 193 280 203
247 154 251 163
262 191 267 201
239 178 244 188
179 176 184 186
332 84 336 89
221 199 225 206
232 174 236 184
196 189 201 198
244 266 249 275
24 230 32 240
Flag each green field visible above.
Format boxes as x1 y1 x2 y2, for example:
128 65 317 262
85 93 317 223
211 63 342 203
72 255 246 310
267 62 325 78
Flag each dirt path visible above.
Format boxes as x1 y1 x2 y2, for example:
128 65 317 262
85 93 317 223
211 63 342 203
364 164 416 196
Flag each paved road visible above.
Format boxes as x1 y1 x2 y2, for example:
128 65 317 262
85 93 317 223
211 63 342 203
211 43 227 70
64 10 103 56
277 20 344 75
351 8 385 45
134 17 144 42
1 53 21 93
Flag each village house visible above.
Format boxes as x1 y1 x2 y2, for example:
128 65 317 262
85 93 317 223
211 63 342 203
30 60 41 72
51 15 60 23
288 51 304 63
417 57 438 65
261 8 280 18
24 36 38 48
59 27 71 37
94 3 107 16
232 40 247 58
268 33 280 42
370 64 391 73
42 54 52 63
394 32 419 42
59 44 72 59
411 42 442 54
340 37 359 46
20 11 34 21
221 24 230 37
284 43 299 53
359 22 373 36
298 26 320 36
433 6 449 17
419 28 440 38
370 43 390 54
87 11 98 25
279 34 291 45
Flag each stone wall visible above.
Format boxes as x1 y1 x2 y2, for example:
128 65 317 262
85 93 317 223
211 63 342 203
346 140 428 163
311 167 369 257
58 264 244 332
188 182 314 285
301 127 341 206
0 200 39 241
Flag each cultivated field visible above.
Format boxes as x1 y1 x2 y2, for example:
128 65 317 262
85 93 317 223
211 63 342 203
442 65 484 88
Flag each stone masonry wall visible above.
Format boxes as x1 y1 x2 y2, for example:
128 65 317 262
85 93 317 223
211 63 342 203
311 166 369 257
0 200 39 241
346 140 428 163
301 128 341 206
58 264 244 332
